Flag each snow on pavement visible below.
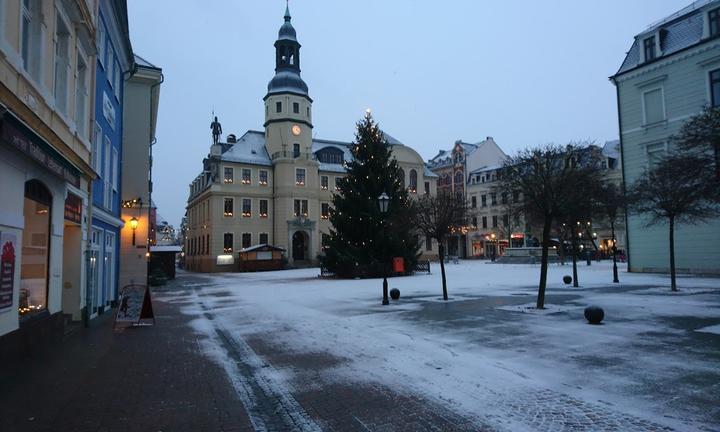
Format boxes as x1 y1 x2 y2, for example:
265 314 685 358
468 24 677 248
162 261 720 431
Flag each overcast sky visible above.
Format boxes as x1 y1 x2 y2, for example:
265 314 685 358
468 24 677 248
127 0 691 226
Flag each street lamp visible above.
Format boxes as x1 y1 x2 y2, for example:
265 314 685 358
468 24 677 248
491 233 497 262
378 192 390 305
129 217 139 245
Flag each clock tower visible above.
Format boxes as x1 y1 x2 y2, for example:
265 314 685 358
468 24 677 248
264 4 319 264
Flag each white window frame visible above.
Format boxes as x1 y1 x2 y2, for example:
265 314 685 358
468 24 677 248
295 168 306 186
645 141 667 168
223 166 234 184
75 50 89 139
21 0 43 83
92 122 102 170
54 12 71 115
107 45 114 87
259 232 269 245
113 60 120 99
641 86 666 126
223 197 234 218
97 16 106 68
242 198 252 218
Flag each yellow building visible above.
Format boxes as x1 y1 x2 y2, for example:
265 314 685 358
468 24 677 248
185 6 437 272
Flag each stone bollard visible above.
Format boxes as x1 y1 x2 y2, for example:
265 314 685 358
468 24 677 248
584 306 604 324
390 288 400 300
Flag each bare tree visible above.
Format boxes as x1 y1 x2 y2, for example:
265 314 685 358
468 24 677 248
492 184 524 249
497 143 603 308
628 153 718 291
414 192 469 300
673 107 720 201
594 182 626 283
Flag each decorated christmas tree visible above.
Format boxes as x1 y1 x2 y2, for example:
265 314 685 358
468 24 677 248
320 112 420 278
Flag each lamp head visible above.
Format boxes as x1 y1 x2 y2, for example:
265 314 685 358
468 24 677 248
129 217 139 231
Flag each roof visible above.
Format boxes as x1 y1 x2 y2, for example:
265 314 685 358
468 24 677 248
602 140 621 160
220 131 273 166
614 0 720 77
240 244 286 253
134 54 160 70
469 164 503 175
423 165 438 178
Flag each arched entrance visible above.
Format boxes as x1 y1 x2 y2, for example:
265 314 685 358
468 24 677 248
21 179 52 317
292 231 308 261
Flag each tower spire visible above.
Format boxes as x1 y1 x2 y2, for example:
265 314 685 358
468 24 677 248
285 0 291 21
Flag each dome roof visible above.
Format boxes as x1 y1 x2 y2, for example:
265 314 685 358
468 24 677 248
267 71 308 96
278 21 297 41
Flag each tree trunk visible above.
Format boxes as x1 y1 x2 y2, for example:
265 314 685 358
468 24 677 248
537 217 552 309
669 216 677 292
611 220 619 283
571 233 579 287
439 241 448 300
558 234 565 266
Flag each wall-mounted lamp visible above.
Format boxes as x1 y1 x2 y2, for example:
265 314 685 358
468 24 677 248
130 217 139 245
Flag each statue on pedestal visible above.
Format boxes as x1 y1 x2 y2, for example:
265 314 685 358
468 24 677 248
210 116 222 145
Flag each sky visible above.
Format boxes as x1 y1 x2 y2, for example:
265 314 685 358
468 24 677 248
127 0 693 227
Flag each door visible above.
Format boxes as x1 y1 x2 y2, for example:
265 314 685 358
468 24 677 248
292 231 305 261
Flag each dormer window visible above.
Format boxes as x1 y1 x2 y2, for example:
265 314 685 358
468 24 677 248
710 8 720 37
643 36 657 62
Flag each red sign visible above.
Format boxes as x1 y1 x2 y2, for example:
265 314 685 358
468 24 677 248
393 257 405 274
0 233 17 311
64 193 82 223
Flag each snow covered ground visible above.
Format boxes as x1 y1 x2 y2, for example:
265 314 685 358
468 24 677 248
161 261 720 431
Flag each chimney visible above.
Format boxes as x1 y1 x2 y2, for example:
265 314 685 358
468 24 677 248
227 134 237 144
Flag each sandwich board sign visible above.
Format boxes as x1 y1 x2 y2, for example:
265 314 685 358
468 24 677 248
114 284 155 328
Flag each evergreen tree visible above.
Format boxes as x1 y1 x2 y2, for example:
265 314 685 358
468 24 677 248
321 112 420 278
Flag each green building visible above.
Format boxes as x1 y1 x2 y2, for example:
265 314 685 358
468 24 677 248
611 0 720 274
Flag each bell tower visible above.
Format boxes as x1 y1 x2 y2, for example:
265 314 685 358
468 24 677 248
264 3 313 158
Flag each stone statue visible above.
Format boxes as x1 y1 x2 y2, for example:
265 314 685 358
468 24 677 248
210 116 222 145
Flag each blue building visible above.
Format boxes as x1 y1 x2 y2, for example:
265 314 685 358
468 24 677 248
89 0 134 317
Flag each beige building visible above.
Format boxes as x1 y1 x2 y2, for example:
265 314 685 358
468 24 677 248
118 55 162 288
0 0 96 344
185 7 437 272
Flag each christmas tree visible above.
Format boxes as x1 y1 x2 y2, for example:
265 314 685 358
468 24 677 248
321 112 420 278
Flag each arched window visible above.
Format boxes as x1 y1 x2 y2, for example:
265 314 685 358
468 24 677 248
409 169 417 192
441 173 449 186
21 179 52 316
398 168 405 188
454 170 464 186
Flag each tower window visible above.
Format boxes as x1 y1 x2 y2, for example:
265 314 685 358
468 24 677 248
276 101 282 113
293 143 300 158
296 168 306 186
307 107 310 118
293 102 300 114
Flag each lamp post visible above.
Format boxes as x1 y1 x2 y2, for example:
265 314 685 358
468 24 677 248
129 217 139 246
491 233 497 262
378 192 390 305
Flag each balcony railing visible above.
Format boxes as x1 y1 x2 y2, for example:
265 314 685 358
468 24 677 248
271 151 315 160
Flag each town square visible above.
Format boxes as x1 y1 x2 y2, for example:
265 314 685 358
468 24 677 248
0 1 719 431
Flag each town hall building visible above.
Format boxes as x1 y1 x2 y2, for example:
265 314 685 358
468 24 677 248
184 6 437 272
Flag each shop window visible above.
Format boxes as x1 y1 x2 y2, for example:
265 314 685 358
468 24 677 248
20 180 52 316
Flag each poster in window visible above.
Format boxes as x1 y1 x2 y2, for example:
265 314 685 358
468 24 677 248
0 232 17 311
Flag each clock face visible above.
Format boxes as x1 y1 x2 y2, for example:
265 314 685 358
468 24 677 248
292 125 302 136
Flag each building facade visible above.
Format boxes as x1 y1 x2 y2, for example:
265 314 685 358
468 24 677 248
184 7 437 272
611 0 720 274
0 0 96 345
118 55 162 287
88 0 133 319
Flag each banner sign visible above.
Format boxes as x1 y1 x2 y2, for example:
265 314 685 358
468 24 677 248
1 120 81 187
64 193 82 224
0 232 17 311
114 284 155 328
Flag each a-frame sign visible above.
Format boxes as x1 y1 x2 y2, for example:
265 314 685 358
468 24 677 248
114 284 155 329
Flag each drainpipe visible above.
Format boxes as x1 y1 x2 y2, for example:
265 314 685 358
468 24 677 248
147 73 164 284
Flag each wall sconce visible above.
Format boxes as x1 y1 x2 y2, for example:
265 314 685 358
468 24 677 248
130 217 139 245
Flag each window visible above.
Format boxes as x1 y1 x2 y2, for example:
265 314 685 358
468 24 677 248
54 16 71 115
294 199 308 217
242 233 251 249
242 199 251 217
21 0 42 81
296 168 306 186
223 233 233 253
92 122 102 170
316 148 344 164
322 233 330 251
710 8 720 37
425 237 432 251
491 193 497 206
259 199 268 218
482 216 488 229
501 193 508 205
643 88 665 125
409 169 418 193
75 54 89 137
20 180 52 316
97 19 107 68
424 181 430 195
113 60 121 99
293 102 300 114
276 101 282 113
321 175 329 190
643 36 656 62
503 214 509 227
112 148 119 192
471 196 477 208
242 169 251 184
259 170 268 185
481 195 487 207
224 167 234 183
646 142 666 166
259 233 269 245
454 171 463 186
321 203 330 219
307 107 310 117
472 216 478 227
107 47 114 87
711 69 720 108
492 215 498 228
335 177 341 191
224 198 234 217
293 143 300 158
